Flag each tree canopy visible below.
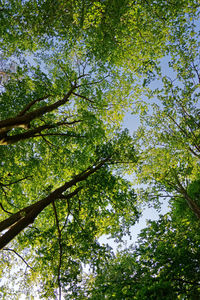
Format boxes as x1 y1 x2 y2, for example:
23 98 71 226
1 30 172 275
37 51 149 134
0 0 200 299
82 214 200 299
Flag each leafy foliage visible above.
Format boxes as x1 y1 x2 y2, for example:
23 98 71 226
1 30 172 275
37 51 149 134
81 214 200 299
0 0 200 299
133 10 200 219
0 62 138 295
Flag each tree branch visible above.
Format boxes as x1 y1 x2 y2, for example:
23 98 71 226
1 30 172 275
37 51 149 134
17 95 51 117
167 114 200 153
72 92 95 104
52 201 62 300
0 175 32 187
35 133 86 138
0 120 83 145
3 248 34 271
0 202 13 214
0 85 76 134
171 169 200 219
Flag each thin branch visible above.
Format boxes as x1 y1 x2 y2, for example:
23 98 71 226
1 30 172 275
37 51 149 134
71 212 85 231
76 74 110 88
1 186 19 208
41 135 58 148
28 225 40 233
108 161 136 165
167 114 200 152
191 60 200 84
61 197 71 232
0 175 32 187
57 61 70 80
72 92 110 109
61 211 70 232
17 95 51 117
0 202 13 214
168 114 189 137
52 201 62 300
187 144 200 158
35 133 86 138
77 74 89 80
147 194 176 199
3 248 34 271
61 119 82 126
72 92 95 104
173 277 200 286
171 88 200 129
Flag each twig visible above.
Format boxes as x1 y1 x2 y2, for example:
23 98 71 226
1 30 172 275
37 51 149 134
3 248 34 271
187 145 200 158
1 186 19 208
17 95 51 117
71 212 85 231
61 197 71 232
72 92 95 104
168 114 200 152
61 211 70 232
0 175 32 187
76 74 110 88
191 60 200 84
57 61 70 80
41 135 57 148
0 202 13 214
35 133 86 138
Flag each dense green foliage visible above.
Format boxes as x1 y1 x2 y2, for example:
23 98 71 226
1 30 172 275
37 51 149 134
134 10 200 218
0 54 139 297
77 2 200 299
0 0 200 299
82 214 200 299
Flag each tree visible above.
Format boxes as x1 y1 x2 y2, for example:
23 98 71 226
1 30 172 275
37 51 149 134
0 51 138 297
81 214 200 299
1 0 200 298
0 135 138 298
133 9 200 219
